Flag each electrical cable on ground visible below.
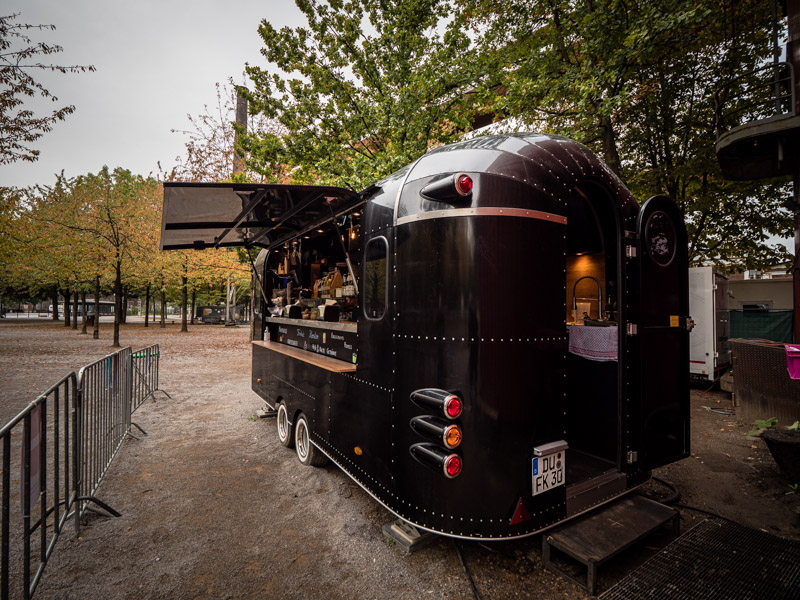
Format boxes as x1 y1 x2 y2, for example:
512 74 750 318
650 476 680 504
701 405 735 416
673 502 733 521
650 476 732 522
453 540 483 600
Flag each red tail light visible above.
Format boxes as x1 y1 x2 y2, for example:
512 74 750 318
443 395 462 419
444 454 462 478
410 443 463 478
410 389 464 420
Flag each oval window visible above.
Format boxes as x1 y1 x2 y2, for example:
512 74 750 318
363 237 388 320
644 211 676 267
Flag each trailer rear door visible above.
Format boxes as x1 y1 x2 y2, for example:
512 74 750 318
635 195 690 470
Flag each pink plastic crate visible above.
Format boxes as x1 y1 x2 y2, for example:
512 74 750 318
784 344 800 380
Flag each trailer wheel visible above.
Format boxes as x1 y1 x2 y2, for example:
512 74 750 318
276 402 294 448
295 413 329 467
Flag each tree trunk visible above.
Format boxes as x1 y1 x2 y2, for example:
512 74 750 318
181 272 188 333
113 262 122 347
144 283 151 328
51 288 59 321
599 115 623 177
160 276 166 329
93 276 100 339
80 292 88 334
63 290 71 327
191 288 196 325
72 290 79 330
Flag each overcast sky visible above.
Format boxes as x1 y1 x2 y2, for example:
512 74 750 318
1 1 306 189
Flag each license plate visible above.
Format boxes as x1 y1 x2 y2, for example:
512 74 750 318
532 451 565 496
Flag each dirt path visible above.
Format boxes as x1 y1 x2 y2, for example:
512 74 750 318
1 321 797 599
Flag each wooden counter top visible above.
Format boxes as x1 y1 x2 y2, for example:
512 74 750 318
264 316 357 334
252 340 356 373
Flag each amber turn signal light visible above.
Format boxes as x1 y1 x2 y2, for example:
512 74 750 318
410 416 463 449
444 425 462 449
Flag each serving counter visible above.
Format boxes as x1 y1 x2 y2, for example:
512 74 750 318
259 316 358 367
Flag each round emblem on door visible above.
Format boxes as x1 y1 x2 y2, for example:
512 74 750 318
644 210 676 267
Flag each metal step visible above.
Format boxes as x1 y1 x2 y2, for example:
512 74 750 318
543 494 680 596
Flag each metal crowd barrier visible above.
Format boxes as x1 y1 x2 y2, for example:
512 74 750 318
131 344 172 416
0 374 77 600
76 348 132 515
0 346 165 600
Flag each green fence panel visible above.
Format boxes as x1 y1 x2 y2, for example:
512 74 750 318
729 310 793 343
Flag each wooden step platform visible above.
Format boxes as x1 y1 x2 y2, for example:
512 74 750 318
542 494 679 596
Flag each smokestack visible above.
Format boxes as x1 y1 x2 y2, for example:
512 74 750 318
233 87 248 175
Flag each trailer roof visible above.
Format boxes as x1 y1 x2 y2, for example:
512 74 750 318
160 182 362 251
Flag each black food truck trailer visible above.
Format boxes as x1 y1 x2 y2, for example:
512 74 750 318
160 133 689 540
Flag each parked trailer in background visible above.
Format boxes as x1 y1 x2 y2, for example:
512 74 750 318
688 267 731 382
197 305 226 324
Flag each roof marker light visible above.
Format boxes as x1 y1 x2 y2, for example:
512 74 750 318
420 173 474 204
455 174 473 195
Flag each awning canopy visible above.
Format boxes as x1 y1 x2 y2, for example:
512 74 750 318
160 182 363 251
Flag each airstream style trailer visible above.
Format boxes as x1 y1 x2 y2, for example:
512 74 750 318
160 133 690 540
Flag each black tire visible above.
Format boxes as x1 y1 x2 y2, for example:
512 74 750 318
294 413 329 467
276 402 294 448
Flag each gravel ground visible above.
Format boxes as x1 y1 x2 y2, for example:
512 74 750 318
1 320 798 599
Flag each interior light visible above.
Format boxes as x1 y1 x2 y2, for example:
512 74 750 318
317 229 324 233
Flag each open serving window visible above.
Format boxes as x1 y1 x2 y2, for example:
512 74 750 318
161 181 366 324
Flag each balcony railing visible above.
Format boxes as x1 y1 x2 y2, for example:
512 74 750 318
715 61 795 140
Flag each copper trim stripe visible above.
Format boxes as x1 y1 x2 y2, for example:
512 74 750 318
396 207 567 227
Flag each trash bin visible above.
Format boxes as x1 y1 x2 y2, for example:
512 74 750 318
785 344 800 379
86 315 95 327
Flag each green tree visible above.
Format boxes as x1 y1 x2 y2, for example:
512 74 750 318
462 0 791 268
0 13 95 164
53 168 161 346
243 0 479 189
2 177 95 318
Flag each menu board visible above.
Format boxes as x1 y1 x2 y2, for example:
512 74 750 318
269 322 357 364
